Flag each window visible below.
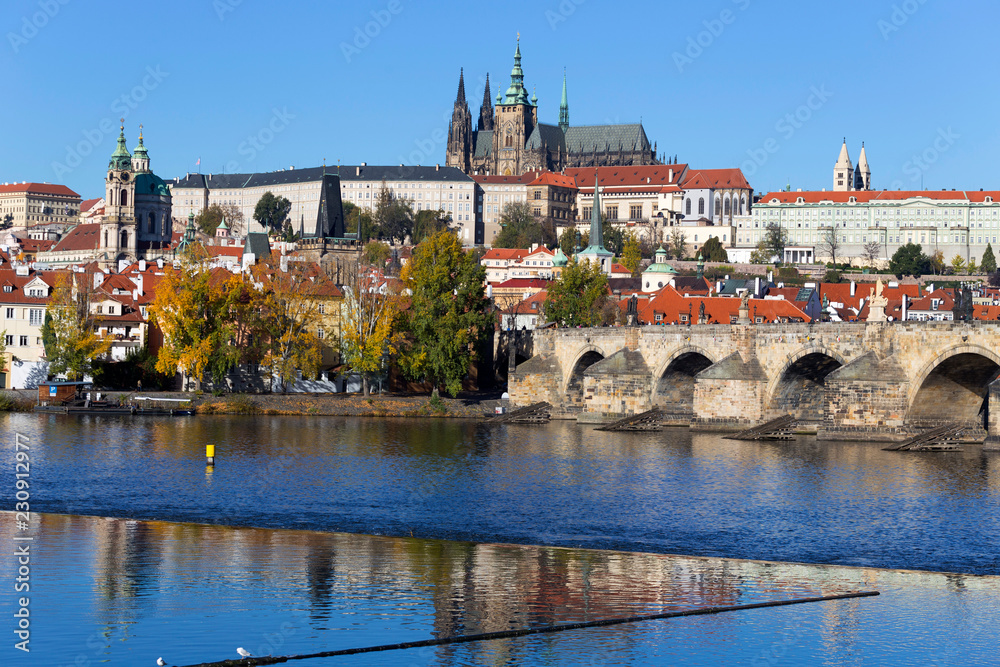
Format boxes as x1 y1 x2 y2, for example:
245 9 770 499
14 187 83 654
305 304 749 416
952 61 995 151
606 206 618 220
534 191 541 200
698 198 705 215
5 308 12 319
97 305 103 314
686 199 692 215
630 204 642 219
4 335 11 346
317 327 325 340
2 285 10 293
318 304 325 314
19 335 27 347
29 309 42 326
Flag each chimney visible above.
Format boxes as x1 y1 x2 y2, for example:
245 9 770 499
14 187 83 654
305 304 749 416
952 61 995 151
850 280 856 296
156 258 163 269
139 259 146 272
717 280 722 293
356 166 361 176
435 164 440 171
755 276 761 296
135 274 143 296
902 295 908 321
668 168 674 182
767 270 773 283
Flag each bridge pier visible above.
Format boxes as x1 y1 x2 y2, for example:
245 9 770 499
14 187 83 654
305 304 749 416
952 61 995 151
984 377 1000 451
817 352 911 442
691 352 768 431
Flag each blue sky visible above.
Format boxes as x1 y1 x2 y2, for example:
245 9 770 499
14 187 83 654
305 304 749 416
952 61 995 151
1 0 996 199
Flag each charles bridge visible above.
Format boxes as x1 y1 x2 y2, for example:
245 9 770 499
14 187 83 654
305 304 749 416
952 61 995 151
504 322 1000 447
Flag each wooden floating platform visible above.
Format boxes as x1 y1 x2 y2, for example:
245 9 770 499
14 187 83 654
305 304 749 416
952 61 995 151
883 423 966 452
596 408 665 432
484 402 551 424
724 415 798 441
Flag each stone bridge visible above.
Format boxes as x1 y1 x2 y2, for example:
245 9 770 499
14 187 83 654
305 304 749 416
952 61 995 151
507 322 1000 446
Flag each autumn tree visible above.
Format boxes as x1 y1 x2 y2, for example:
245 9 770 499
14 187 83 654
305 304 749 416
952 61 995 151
493 202 544 249
42 273 113 380
253 191 292 235
542 258 610 327
149 245 242 387
950 254 967 274
413 208 450 243
668 227 687 260
395 231 493 397
340 260 400 396
362 240 392 267
621 231 642 276
929 249 945 275
818 226 841 268
251 257 324 392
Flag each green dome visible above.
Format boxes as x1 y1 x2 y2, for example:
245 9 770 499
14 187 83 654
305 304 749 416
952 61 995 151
109 127 132 171
553 247 568 267
644 246 677 274
132 132 149 159
134 172 170 197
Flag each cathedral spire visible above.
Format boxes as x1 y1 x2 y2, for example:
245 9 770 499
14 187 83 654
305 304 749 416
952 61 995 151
456 67 467 105
589 168 606 251
559 69 569 133
504 36 528 104
478 72 494 132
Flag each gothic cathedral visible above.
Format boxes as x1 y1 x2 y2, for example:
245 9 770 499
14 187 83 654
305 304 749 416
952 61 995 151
447 39 661 176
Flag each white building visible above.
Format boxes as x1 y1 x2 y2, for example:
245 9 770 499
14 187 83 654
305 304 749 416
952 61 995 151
745 189 1000 266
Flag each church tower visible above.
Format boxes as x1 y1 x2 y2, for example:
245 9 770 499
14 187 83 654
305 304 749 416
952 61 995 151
102 122 138 261
446 68 473 173
559 70 569 133
833 138 853 191
854 142 871 191
477 72 494 132
492 38 537 175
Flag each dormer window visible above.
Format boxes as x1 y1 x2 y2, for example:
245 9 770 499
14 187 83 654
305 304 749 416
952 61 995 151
3 285 11 293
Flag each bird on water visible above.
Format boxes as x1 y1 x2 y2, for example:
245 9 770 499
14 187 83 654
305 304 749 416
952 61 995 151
157 659 167 666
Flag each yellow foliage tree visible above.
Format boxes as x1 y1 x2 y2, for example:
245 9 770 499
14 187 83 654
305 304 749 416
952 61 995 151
43 273 112 380
340 261 400 395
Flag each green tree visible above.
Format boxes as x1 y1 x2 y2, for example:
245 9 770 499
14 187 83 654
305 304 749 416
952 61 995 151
699 236 728 262
602 223 624 256
396 231 493 397
950 254 966 274
542 258 610 327
362 240 392 267
929 249 945 275
968 257 979 275
345 201 377 243
493 202 544 249
888 243 930 279
982 244 997 274
373 182 414 244
413 208 449 243
195 203 226 235
0 329 6 374
764 223 788 264
750 241 772 264
44 273 113 380
253 191 292 235
621 232 642 275
0 213 12 230
559 227 579 257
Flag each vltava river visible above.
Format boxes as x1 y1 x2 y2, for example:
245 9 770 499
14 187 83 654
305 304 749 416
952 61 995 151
5 413 999 574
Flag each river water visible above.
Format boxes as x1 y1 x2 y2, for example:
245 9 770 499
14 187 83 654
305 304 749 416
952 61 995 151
2 413 1000 665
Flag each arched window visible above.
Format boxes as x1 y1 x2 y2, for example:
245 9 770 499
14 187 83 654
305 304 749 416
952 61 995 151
505 133 512 147
714 197 721 215
740 198 746 215
686 199 692 215
724 199 731 216
121 191 127 207
120 230 128 248
148 212 156 234
698 198 705 215
104 230 109 247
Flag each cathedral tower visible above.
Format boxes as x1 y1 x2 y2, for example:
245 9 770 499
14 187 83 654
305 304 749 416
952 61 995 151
492 38 538 175
854 142 871 191
559 70 569 133
833 138 853 192
446 68 473 173
102 122 138 260
478 72 494 132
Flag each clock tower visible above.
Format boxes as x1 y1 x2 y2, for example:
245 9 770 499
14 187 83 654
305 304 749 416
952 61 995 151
102 121 138 262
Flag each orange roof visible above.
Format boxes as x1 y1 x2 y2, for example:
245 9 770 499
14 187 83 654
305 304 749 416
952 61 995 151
818 281 920 310
80 198 102 212
0 182 79 197
528 172 577 189
566 165 688 189
207 245 244 259
633 285 810 325
49 223 101 252
473 171 542 185
681 168 751 190
482 248 531 262
0 268 52 305
493 278 551 290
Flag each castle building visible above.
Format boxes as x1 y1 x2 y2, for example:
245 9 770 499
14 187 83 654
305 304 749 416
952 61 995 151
447 40 659 176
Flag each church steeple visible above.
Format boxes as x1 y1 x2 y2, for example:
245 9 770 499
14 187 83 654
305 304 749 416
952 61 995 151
446 68 473 172
456 67 467 105
109 121 132 171
588 168 606 251
132 124 150 173
833 138 853 192
559 69 569 133
478 72 494 132
504 36 529 105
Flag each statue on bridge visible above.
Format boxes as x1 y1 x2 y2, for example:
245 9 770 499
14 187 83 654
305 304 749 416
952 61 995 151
866 279 889 323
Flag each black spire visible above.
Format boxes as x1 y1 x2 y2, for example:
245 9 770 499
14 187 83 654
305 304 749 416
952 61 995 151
456 67 467 105
478 73 494 132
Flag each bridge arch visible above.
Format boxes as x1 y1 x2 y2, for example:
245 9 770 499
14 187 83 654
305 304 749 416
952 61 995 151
907 344 1000 428
562 345 607 413
650 346 718 415
765 346 847 422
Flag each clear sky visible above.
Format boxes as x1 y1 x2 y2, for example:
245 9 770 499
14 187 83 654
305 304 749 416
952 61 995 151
2 0 997 199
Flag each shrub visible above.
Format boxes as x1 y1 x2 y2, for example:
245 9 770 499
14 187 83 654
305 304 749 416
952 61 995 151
226 394 259 415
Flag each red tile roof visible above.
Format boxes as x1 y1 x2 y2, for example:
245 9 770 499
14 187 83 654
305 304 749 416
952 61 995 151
758 190 997 204
818 281 921 310
48 224 101 252
80 198 102 213
681 168 751 190
528 172 578 189
493 278 551 290
0 182 79 197
567 165 688 188
632 285 810 325
482 248 531 262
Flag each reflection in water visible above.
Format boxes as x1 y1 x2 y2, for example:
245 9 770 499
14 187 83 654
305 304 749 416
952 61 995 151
3 413 1000 575
1 513 998 666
